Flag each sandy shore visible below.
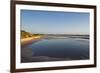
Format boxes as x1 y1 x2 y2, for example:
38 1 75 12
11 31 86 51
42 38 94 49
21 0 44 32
21 36 44 62
21 36 42 46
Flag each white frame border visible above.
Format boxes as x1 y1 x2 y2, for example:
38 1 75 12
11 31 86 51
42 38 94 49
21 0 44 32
15 4 94 69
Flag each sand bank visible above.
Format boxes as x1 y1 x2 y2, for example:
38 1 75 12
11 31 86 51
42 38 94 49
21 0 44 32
21 36 42 46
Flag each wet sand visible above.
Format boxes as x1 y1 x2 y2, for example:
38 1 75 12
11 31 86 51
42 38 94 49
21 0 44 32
21 56 72 63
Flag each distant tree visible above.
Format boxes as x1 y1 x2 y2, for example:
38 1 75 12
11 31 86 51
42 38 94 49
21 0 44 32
21 30 44 39
21 30 32 38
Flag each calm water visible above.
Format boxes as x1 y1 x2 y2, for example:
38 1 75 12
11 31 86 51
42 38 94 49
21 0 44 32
21 37 89 62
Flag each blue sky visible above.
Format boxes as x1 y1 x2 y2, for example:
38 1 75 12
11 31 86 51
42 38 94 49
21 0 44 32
21 10 90 34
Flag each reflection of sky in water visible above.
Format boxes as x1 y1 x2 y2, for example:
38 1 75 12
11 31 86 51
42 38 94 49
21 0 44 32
26 38 89 60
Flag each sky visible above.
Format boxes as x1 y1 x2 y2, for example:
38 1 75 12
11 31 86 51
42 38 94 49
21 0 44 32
21 10 90 34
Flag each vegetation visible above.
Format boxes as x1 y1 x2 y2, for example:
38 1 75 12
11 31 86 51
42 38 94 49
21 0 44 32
21 30 33 38
21 30 44 39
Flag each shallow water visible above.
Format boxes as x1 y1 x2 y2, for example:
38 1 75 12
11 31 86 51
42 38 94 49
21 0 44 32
21 37 89 62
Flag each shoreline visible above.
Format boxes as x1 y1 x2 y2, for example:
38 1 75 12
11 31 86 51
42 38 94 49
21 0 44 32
21 36 43 46
21 36 89 63
21 36 43 62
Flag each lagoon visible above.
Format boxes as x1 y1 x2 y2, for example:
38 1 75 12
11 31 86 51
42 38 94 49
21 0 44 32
21 36 89 62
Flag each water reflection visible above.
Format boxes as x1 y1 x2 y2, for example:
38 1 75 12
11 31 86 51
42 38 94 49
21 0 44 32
21 37 89 63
